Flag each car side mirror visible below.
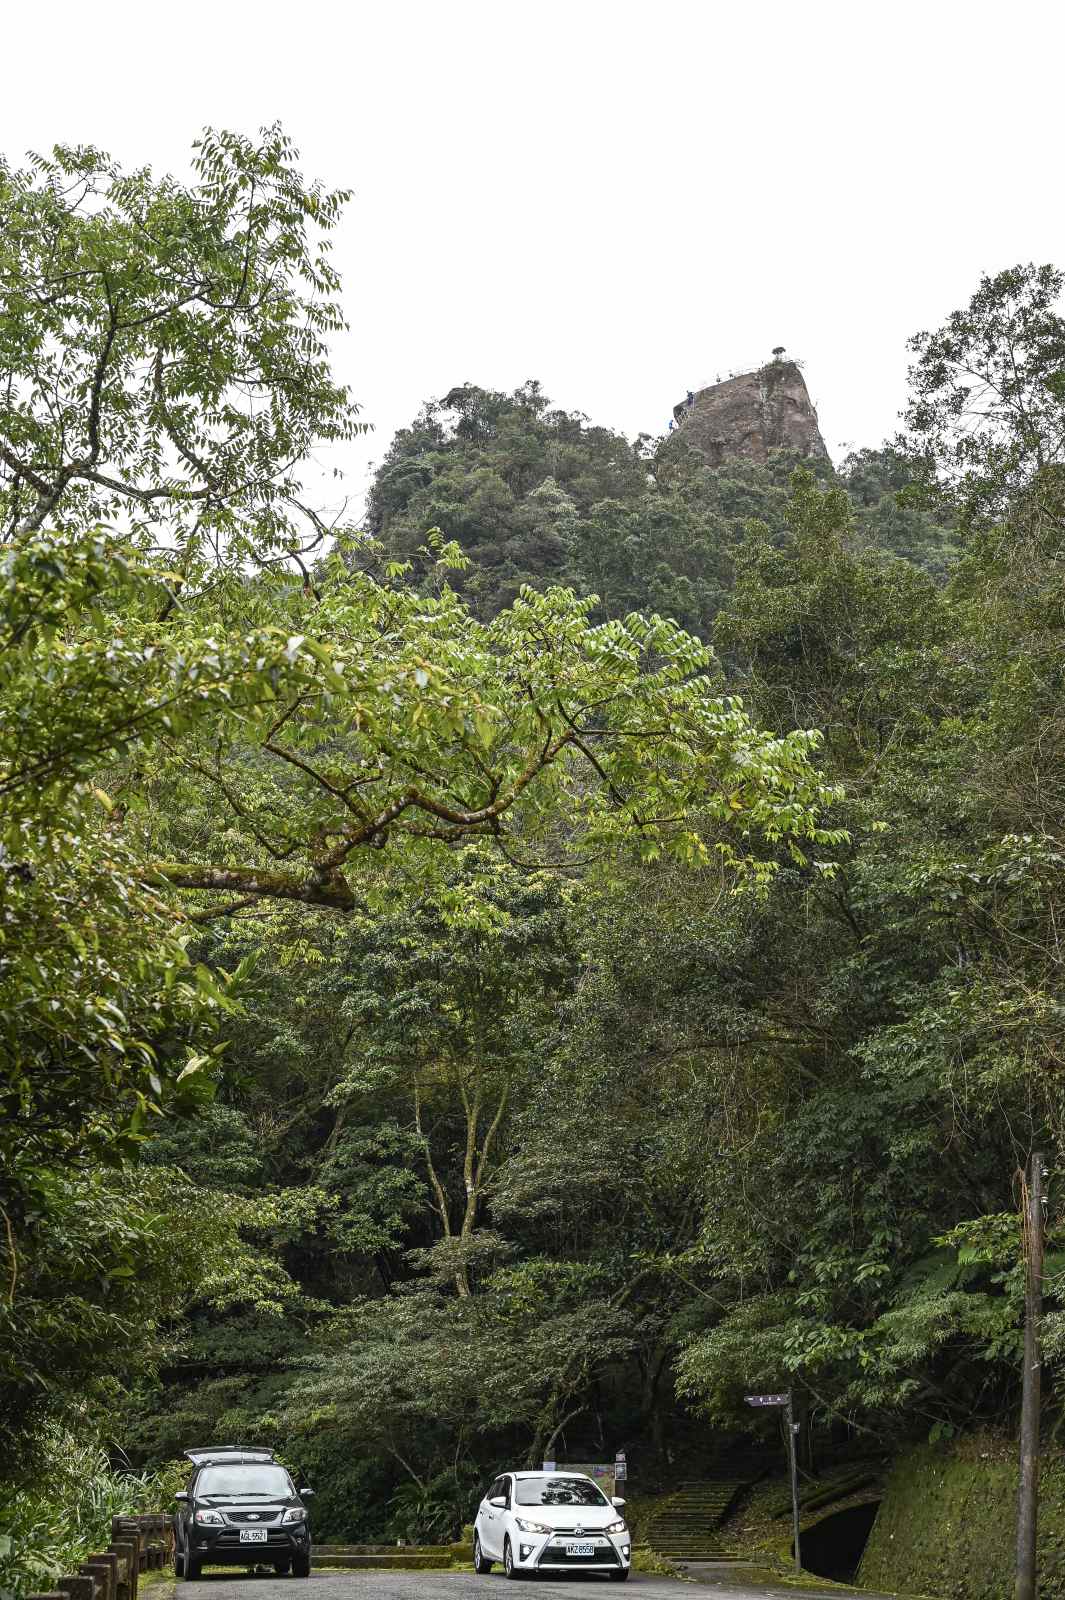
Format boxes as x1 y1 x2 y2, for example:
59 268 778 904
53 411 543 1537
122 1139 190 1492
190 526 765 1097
611 1497 626 1508
300 1488 315 1499
489 1496 506 1509
174 1492 188 1503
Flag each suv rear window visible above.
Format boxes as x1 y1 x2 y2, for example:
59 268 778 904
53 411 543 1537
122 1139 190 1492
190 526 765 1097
197 1465 293 1498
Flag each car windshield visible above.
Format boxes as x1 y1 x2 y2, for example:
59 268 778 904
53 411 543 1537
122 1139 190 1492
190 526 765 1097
197 1465 293 1499
514 1476 609 1507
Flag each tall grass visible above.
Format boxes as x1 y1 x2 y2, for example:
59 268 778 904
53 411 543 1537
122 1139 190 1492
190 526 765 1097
0 1430 179 1600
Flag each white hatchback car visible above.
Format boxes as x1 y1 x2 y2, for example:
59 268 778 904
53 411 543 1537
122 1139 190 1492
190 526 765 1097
474 1469 631 1580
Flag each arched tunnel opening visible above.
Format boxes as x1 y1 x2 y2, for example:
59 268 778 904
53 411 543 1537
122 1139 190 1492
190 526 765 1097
799 1501 880 1583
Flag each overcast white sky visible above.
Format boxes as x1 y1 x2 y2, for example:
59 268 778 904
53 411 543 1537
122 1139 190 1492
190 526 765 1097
4 0 1063 512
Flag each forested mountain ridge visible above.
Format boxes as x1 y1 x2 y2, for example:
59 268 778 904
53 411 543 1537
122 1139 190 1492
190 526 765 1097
1 129 1062 1579
368 376 954 630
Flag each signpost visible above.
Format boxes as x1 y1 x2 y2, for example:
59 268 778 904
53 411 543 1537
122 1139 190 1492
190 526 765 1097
614 1451 627 1494
746 1392 801 1575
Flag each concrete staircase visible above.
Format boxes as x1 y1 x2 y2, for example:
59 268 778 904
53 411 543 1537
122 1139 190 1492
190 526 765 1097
646 1480 746 1562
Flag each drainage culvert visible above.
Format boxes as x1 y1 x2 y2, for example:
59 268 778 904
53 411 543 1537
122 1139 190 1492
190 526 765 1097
798 1500 880 1582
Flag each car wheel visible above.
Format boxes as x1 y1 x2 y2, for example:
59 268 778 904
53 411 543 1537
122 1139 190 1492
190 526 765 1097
292 1554 311 1578
473 1534 493 1574
608 1569 630 1581
503 1536 522 1579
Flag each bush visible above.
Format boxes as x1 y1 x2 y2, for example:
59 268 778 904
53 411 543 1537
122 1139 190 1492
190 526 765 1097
0 1430 178 1600
386 1470 483 1545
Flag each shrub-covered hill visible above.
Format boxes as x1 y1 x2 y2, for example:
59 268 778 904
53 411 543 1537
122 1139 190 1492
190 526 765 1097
368 377 955 628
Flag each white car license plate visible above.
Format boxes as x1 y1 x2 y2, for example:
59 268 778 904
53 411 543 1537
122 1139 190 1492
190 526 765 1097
239 1529 268 1543
569 1543 595 1557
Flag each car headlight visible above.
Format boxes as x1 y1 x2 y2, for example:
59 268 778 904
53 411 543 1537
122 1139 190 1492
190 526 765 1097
514 1517 551 1534
282 1509 306 1524
605 1520 627 1534
194 1510 225 1526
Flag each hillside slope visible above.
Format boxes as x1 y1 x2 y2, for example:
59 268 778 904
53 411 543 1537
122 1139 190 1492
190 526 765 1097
860 1435 1065 1600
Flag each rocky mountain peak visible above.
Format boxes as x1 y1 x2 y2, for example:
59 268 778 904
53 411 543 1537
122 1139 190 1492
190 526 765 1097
672 356 829 465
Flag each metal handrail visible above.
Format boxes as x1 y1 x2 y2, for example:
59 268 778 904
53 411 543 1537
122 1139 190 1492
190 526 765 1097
686 355 805 395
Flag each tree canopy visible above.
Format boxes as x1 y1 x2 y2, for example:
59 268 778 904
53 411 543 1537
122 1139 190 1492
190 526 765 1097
0 126 359 559
4 119 1065 1572
0 129 842 1497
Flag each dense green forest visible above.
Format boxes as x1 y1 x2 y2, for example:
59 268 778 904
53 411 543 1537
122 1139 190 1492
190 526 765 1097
2 131 1064 1582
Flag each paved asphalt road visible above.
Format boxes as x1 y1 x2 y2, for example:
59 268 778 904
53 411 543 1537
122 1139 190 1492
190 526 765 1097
181 1566 889 1600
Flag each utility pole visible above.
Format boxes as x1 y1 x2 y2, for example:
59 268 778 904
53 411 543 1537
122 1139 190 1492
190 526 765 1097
785 1393 802 1578
1016 1151 1045 1600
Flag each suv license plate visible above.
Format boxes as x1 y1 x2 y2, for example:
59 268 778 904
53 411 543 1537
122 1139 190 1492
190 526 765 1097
239 1530 268 1543
569 1544 595 1557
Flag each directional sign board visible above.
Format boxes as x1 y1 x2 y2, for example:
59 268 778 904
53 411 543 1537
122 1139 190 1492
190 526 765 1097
744 1393 789 1407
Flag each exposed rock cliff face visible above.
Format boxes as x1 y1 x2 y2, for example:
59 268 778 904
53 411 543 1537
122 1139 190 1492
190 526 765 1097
673 359 829 466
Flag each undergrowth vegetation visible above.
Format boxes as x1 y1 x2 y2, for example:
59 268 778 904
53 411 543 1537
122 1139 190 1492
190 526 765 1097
0 1433 181 1600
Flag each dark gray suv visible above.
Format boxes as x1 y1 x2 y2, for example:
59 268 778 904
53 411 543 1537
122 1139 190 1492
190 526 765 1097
174 1445 314 1580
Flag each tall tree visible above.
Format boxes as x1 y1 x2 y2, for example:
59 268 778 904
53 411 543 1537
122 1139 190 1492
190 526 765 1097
0 126 359 563
901 262 1065 525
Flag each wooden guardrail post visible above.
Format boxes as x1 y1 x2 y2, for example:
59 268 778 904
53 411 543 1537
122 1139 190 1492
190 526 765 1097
55 1575 96 1600
111 1541 136 1600
82 1553 117 1600
139 1511 172 1568
76 1569 106 1600
111 1517 140 1554
111 1518 143 1598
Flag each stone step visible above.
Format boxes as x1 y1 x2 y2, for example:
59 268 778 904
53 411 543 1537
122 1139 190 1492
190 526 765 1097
655 1542 729 1555
652 1503 734 1512
651 1518 731 1526
651 1508 732 1518
654 1542 733 1549
670 1558 744 1567
653 1542 735 1548
652 1497 735 1510
652 1523 735 1536
652 1482 739 1496
315 1546 437 1554
312 1554 454 1570
652 1538 734 1545
651 1524 728 1533
651 1539 734 1546
655 1500 734 1510
654 1505 732 1513
650 1515 732 1526
652 1484 735 1497
314 1546 455 1556
666 1489 736 1497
